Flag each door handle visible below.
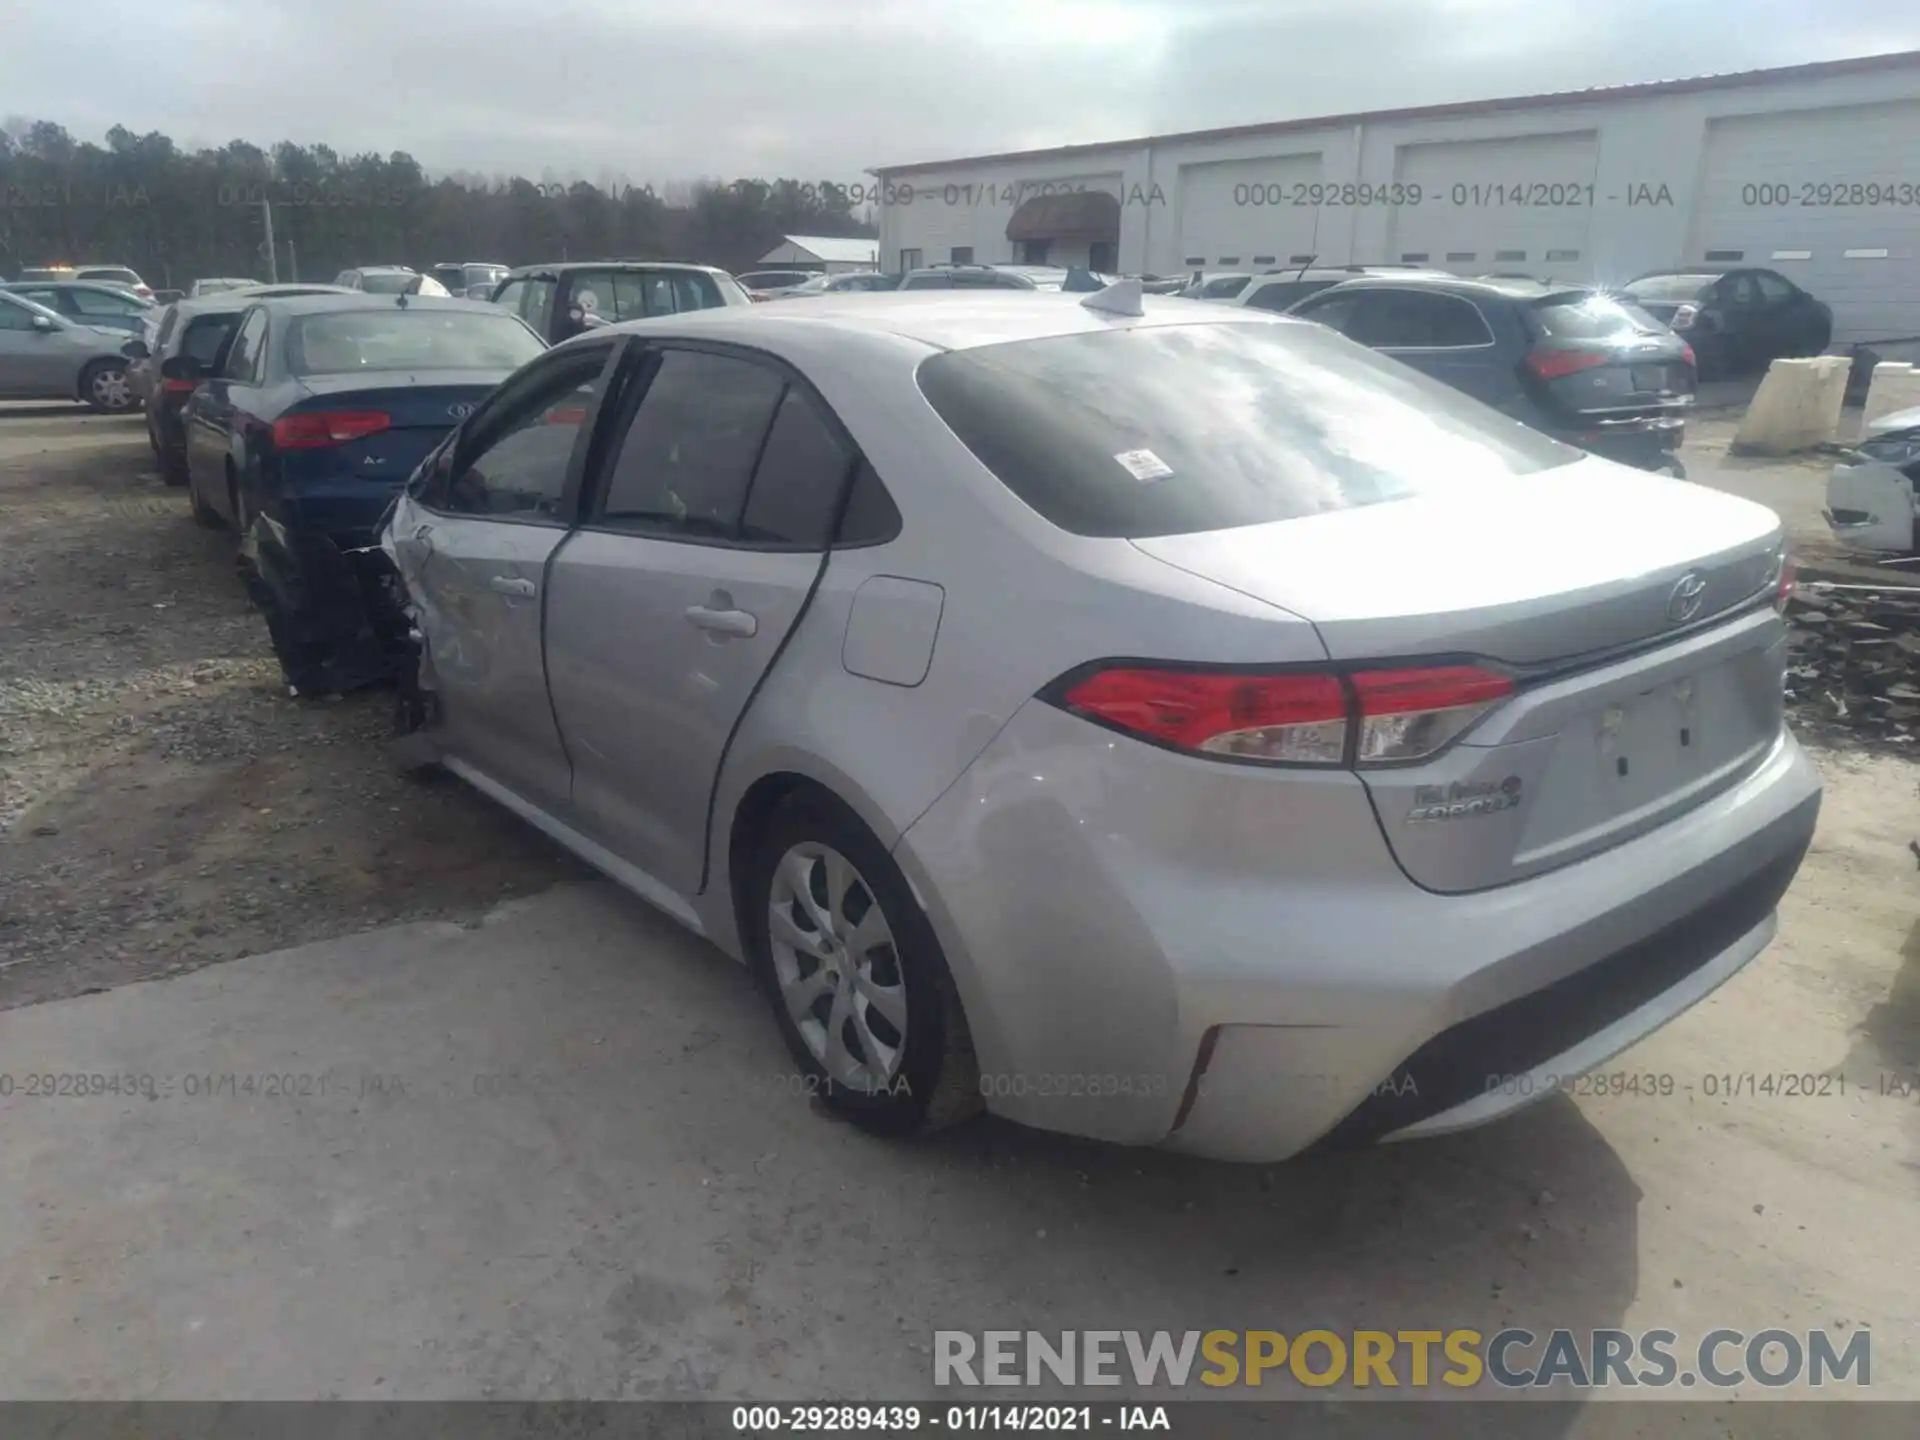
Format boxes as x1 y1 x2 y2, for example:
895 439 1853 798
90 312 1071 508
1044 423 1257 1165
489 575 537 598
684 605 758 638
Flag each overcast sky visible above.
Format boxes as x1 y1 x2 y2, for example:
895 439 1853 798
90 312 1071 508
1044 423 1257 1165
5 0 1916 184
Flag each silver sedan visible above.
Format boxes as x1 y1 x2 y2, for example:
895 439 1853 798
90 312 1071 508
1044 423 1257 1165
379 286 1820 1161
0 290 139 411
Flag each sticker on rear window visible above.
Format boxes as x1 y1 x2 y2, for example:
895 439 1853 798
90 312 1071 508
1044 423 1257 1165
1114 448 1173 483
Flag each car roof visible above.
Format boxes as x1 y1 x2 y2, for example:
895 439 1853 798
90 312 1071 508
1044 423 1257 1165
3 278 145 294
585 289 1301 357
227 293 502 318
505 260 726 278
1626 270 1729 283
1307 272 1584 300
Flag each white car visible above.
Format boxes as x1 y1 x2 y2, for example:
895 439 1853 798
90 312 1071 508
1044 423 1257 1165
1825 406 1920 556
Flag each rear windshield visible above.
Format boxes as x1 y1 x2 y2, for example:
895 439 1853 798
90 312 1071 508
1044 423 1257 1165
1528 292 1665 339
916 321 1578 539
1622 275 1715 303
180 314 241 364
356 271 417 295
287 310 545 375
79 268 140 284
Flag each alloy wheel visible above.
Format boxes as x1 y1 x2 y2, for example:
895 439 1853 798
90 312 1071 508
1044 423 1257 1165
766 842 907 1091
90 365 133 412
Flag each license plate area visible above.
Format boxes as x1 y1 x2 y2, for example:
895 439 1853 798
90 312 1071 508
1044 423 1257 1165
1512 656 1779 866
1630 364 1669 392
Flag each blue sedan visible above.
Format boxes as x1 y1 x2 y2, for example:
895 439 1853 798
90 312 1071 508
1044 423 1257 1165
172 293 547 692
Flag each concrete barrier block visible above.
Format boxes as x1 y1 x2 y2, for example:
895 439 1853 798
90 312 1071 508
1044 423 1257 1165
1862 362 1920 437
1732 356 1852 455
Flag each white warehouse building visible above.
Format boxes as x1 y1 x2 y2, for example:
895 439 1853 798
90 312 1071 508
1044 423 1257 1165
870 50 1920 344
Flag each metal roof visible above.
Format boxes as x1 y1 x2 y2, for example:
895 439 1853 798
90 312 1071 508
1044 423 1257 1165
765 235 881 265
869 49 1920 177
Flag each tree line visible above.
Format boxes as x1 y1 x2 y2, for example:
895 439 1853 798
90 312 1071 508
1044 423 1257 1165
0 120 876 286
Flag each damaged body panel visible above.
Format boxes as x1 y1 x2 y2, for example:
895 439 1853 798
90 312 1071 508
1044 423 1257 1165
1826 404 1920 557
174 291 547 694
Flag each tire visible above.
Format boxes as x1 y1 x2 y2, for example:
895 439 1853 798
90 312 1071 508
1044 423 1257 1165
745 792 981 1137
162 446 190 489
80 360 136 415
190 472 223 527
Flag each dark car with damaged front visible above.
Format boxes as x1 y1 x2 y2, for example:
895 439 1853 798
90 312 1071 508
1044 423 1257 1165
171 293 547 693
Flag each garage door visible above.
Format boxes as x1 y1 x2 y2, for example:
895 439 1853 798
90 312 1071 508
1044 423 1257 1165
1388 132 1599 277
1174 153 1325 270
1689 102 1920 346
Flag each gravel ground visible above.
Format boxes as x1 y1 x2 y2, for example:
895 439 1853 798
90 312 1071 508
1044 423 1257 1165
0 406 588 1011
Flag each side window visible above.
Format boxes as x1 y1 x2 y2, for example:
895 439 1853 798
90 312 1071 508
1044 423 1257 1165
16 287 61 310
739 389 856 548
593 349 786 537
837 460 903 547
223 310 268 380
522 278 558 336
440 352 604 520
1243 282 1303 313
1754 272 1796 304
494 279 527 314
0 296 38 331
1721 275 1759 308
671 271 721 312
1349 291 1491 348
623 272 675 318
1292 292 1365 335
901 274 948 290
182 316 240 366
567 270 618 322
72 288 144 317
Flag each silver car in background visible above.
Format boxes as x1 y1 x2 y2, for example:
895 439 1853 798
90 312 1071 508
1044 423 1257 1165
0 289 140 411
380 289 1819 1161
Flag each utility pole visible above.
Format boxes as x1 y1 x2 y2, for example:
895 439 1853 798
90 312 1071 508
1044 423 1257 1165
259 200 279 283
286 238 298 282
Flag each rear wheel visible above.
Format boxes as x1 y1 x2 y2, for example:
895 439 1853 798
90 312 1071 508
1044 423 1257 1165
81 360 135 415
746 793 980 1137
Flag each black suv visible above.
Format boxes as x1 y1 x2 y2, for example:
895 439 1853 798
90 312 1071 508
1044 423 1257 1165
489 262 751 344
1289 274 1695 473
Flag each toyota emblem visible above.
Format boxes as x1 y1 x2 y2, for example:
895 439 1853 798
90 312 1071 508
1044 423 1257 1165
448 402 475 419
1666 571 1707 624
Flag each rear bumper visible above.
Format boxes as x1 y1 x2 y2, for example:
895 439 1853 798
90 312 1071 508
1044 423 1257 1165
895 700 1820 1162
1824 457 1917 555
242 506 407 693
1552 414 1686 468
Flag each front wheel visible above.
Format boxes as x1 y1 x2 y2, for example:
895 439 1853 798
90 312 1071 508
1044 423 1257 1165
746 793 981 1137
82 361 136 415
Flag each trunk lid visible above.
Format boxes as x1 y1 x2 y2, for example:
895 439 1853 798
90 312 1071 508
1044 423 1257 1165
1132 460 1790 891
276 371 505 539
282 371 504 483
1521 293 1695 423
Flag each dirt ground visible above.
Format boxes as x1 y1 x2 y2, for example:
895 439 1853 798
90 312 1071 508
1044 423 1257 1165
0 407 590 1009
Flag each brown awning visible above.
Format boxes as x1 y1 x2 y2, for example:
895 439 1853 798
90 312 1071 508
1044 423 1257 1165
1005 190 1120 244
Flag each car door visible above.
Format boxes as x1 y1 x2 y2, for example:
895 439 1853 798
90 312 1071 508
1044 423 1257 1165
1349 288 1506 404
543 343 851 894
184 306 264 507
1750 270 1813 360
1711 273 1762 367
392 341 618 812
0 294 56 394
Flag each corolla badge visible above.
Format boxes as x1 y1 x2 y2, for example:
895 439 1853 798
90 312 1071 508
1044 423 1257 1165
448 402 475 419
1666 571 1708 624
1407 776 1523 823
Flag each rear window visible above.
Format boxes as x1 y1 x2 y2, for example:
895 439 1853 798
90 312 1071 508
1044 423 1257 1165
179 314 241 364
79 268 140 285
1528 292 1665 339
1622 275 1715 304
356 272 417 295
916 321 1578 539
287 310 545 375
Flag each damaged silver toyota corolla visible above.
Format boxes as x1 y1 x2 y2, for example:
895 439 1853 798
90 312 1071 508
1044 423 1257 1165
376 285 1820 1162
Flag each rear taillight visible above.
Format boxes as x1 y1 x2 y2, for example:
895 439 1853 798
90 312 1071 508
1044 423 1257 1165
1055 663 1513 767
1527 348 1609 381
161 378 196 395
1681 343 1697 369
271 411 392 449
